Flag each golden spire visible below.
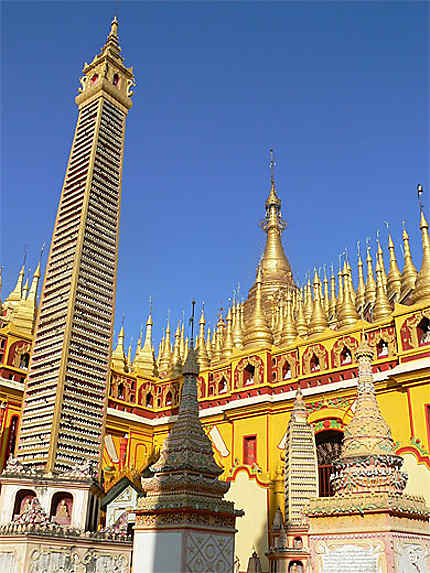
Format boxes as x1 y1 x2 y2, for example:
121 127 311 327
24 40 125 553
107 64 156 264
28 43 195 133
400 222 418 302
111 325 127 371
309 269 328 336
170 322 183 377
244 265 273 348
386 230 402 302
180 320 185 362
295 289 308 337
135 326 143 355
196 307 210 369
206 327 213 361
373 259 392 322
355 243 366 315
223 307 234 359
158 317 172 375
127 343 132 372
280 294 298 345
335 260 344 319
364 245 376 313
303 277 313 325
323 266 330 316
258 150 294 288
22 276 29 300
328 265 337 325
232 302 244 349
240 302 246 333
5 264 25 306
413 208 430 304
338 262 359 328
376 234 387 290
339 336 396 458
10 263 41 335
134 310 156 376
274 299 284 345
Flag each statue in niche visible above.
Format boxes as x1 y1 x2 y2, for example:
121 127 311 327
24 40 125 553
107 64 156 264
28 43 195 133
56 499 69 518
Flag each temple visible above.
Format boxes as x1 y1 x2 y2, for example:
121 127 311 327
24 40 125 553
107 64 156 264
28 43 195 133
0 10 429 573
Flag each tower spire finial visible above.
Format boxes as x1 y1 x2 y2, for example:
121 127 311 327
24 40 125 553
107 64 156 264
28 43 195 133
417 183 424 213
269 148 276 186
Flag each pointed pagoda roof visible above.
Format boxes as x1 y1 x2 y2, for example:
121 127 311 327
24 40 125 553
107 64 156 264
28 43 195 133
340 336 395 459
140 348 242 517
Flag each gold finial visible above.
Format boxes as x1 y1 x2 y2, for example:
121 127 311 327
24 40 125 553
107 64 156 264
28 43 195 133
376 231 387 290
170 321 183 377
5 263 25 305
338 259 359 328
384 222 401 303
244 265 273 349
254 149 294 297
400 221 418 302
417 183 424 212
232 299 244 349
328 264 337 326
373 259 392 322
280 293 298 345
111 323 127 371
323 264 330 315
413 188 430 304
269 148 276 186
196 305 210 369
335 255 344 319
309 269 328 335
296 289 308 337
356 241 366 316
223 306 234 358
364 244 376 314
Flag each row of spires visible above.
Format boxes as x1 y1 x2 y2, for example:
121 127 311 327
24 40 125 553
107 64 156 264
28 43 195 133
111 208 430 378
0 262 42 335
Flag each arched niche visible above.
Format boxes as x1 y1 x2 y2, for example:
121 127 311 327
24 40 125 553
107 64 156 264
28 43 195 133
13 489 36 519
50 492 73 525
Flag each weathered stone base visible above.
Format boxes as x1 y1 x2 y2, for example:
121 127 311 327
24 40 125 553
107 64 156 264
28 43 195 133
0 533 131 573
309 511 430 573
133 527 235 573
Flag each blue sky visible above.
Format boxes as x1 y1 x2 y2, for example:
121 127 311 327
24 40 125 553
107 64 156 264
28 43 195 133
2 1 429 349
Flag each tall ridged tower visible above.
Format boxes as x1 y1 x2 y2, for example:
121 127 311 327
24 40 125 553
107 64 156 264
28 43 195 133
16 18 134 475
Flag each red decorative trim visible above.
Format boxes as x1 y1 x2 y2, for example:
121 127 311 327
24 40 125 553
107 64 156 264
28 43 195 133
400 350 430 363
226 465 270 488
407 388 414 437
396 446 430 470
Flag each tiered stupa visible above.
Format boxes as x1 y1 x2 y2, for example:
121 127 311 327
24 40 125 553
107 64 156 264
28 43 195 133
133 346 243 572
267 386 319 572
307 335 430 572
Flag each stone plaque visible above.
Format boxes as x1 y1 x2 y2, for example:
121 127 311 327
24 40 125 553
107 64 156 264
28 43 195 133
321 544 378 573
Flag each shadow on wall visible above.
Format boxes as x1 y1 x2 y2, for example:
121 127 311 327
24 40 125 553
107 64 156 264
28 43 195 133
225 470 269 572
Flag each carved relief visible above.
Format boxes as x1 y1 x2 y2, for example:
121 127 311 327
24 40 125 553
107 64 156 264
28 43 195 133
302 344 329 375
331 336 359 368
234 356 264 388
